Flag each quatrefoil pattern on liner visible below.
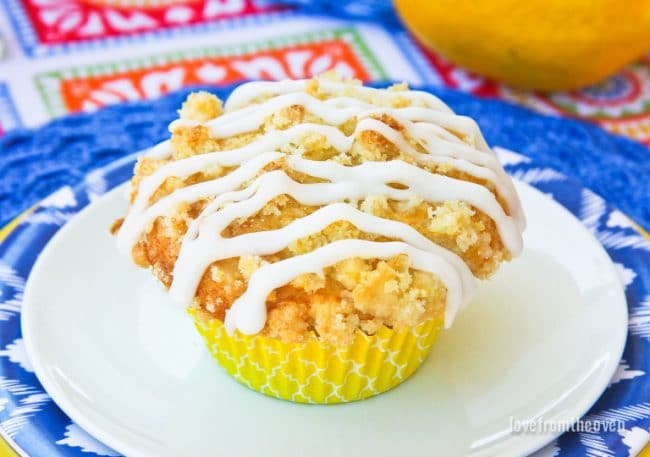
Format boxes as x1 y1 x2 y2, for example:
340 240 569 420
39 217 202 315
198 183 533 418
192 310 442 404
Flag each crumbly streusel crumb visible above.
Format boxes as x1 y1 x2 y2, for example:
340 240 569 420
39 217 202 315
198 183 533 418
179 91 223 122
120 76 514 345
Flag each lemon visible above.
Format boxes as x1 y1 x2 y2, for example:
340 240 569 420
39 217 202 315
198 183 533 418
395 0 650 91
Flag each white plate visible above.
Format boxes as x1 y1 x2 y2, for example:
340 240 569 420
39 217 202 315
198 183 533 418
22 180 627 457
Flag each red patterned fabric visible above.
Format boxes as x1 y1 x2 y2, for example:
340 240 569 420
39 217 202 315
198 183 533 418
0 0 648 148
23 0 274 44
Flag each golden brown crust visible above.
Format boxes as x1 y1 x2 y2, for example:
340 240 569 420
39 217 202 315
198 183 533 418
118 77 513 345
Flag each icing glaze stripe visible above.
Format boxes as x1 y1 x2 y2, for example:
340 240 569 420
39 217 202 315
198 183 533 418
118 78 526 336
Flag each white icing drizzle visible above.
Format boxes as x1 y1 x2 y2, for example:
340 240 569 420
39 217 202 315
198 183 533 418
224 240 465 335
173 202 475 331
172 92 463 142
169 167 483 308
145 140 173 159
118 78 525 336
224 79 454 113
117 152 282 253
123 120 523 238
161 87 523 227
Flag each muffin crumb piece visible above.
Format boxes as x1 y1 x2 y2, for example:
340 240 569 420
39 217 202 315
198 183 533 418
179 91 223 121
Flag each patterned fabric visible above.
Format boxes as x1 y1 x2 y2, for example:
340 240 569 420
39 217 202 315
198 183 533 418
0 83 21 135
0 86 649 457
399 38 650 146
4 0 283 56
1 0 650 146
33 28 385 116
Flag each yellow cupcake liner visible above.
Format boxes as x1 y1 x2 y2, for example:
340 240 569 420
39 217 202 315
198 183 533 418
190 310 443 404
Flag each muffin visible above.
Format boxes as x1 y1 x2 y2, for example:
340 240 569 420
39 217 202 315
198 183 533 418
113 74 525 403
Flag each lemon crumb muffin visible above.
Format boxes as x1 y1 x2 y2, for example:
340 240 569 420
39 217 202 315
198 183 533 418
114 74 524 402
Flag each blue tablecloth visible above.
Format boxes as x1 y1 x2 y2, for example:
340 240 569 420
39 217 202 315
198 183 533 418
1 83 648 229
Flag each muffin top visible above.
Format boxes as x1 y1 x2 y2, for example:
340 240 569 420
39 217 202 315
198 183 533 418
115 74 524 346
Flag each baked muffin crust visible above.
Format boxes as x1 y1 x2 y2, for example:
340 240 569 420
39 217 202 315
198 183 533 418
114 74 524 346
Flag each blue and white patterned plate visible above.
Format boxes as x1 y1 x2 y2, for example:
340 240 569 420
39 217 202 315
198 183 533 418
0 84 649 456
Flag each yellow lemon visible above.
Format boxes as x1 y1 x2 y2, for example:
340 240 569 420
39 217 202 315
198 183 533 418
395 0 650 91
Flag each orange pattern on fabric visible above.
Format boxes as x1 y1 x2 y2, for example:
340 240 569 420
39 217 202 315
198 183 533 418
60 40 371 112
